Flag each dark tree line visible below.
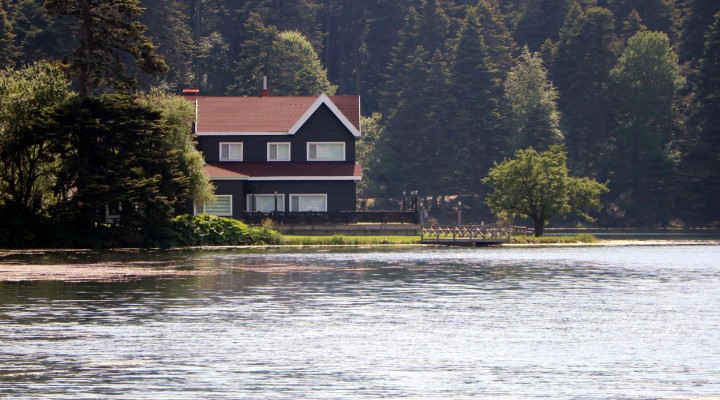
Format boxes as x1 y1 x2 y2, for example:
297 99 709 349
1 0 719 227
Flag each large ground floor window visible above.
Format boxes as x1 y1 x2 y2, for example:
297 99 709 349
195 195 233 216
246 194 285 212
290 194 327 212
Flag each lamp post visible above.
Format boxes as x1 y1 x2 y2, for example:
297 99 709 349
402 190 406 211
411 190 418 211
274 190 278 213
457 201 462 226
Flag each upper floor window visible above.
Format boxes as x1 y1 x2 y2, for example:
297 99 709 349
268 142 291 161
307 142 345 161
220 142 243 161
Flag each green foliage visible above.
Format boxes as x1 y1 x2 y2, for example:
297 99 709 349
267 30 336 96
553 7 621 171
356 112 384 198
602 31 684 225
47 94 190 247
0 4 18 67
0 62 74 211
483 146 608 236
172 214 281 246
510 233 598 244
450 7 503 189
138 89 215 204
502 47 563 154
679 12 720 225
44 0 168 96
281 235 420 245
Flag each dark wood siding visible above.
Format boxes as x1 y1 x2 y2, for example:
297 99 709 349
197 104 356 163
245 181 356 213
210 180 246 218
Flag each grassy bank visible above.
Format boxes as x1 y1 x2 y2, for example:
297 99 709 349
280 234 598 245
509 233 598 244
281 235 421 245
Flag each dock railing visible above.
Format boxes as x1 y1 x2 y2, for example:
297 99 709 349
420 225 531 242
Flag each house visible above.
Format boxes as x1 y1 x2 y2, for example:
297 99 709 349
188 92 362 220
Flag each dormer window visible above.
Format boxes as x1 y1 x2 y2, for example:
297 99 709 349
220 142 243 161
268 142 291 161
307 142 345 161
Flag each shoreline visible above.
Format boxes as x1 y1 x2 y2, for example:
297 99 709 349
0 239 718 282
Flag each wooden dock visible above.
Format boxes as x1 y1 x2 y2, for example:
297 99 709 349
420 225 528 246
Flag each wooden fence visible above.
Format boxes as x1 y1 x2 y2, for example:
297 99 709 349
420 225 531 241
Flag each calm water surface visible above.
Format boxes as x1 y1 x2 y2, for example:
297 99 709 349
1 245 719 399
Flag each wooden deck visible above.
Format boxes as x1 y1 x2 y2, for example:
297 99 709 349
420 225 529 246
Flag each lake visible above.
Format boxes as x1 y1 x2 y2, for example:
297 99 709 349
1 244 719 399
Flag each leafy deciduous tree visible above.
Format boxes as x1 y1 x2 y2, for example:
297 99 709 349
0 62 73 212
483 146 608 236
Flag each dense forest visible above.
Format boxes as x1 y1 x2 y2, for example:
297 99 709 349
1 0 719 228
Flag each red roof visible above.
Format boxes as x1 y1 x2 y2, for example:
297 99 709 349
204 162 362 180
193 95 360 135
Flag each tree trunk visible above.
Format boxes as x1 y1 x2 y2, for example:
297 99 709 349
533 217 545 236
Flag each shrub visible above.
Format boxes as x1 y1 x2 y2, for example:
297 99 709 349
171 214 281 246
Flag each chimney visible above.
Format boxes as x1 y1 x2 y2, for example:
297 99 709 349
182 88 200 98
260 76 269 97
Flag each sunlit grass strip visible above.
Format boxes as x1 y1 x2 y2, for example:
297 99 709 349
281 235 421 245
510 234 598 244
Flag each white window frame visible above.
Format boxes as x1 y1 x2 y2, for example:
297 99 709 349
246 194 286 212
267 142 291 162
307 142 345 161
194 195 233 216
289 194 328 212
219 142 243 161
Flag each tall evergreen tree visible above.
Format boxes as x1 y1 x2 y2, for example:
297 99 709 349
9 0 64 66
140 0 195 91
377 47 453 197
45 0 168 96
502 47 564 153
679 0 720 63
267 30 336 96
48 95 190 246
450 7 502 191
383 0 451 115
679 12 720 224
514 0 569 51
602 31 684 224
0 4 17 67
604 0 680 42
474 0 515 75
553 6 621 173
228 12 278 95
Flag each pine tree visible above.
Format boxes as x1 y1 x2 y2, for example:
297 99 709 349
48 95 190 246
0 4 17 67
679 12 720 224
679 0 720 63
604 0 680 42
450 8 502 191
140 0 195 91
474 0 515 75
621 9 648 42
514 0 569 51
45 0 168 96
553 7 622 174
228 12 278 95
502 47 564 153
602 31 684 224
